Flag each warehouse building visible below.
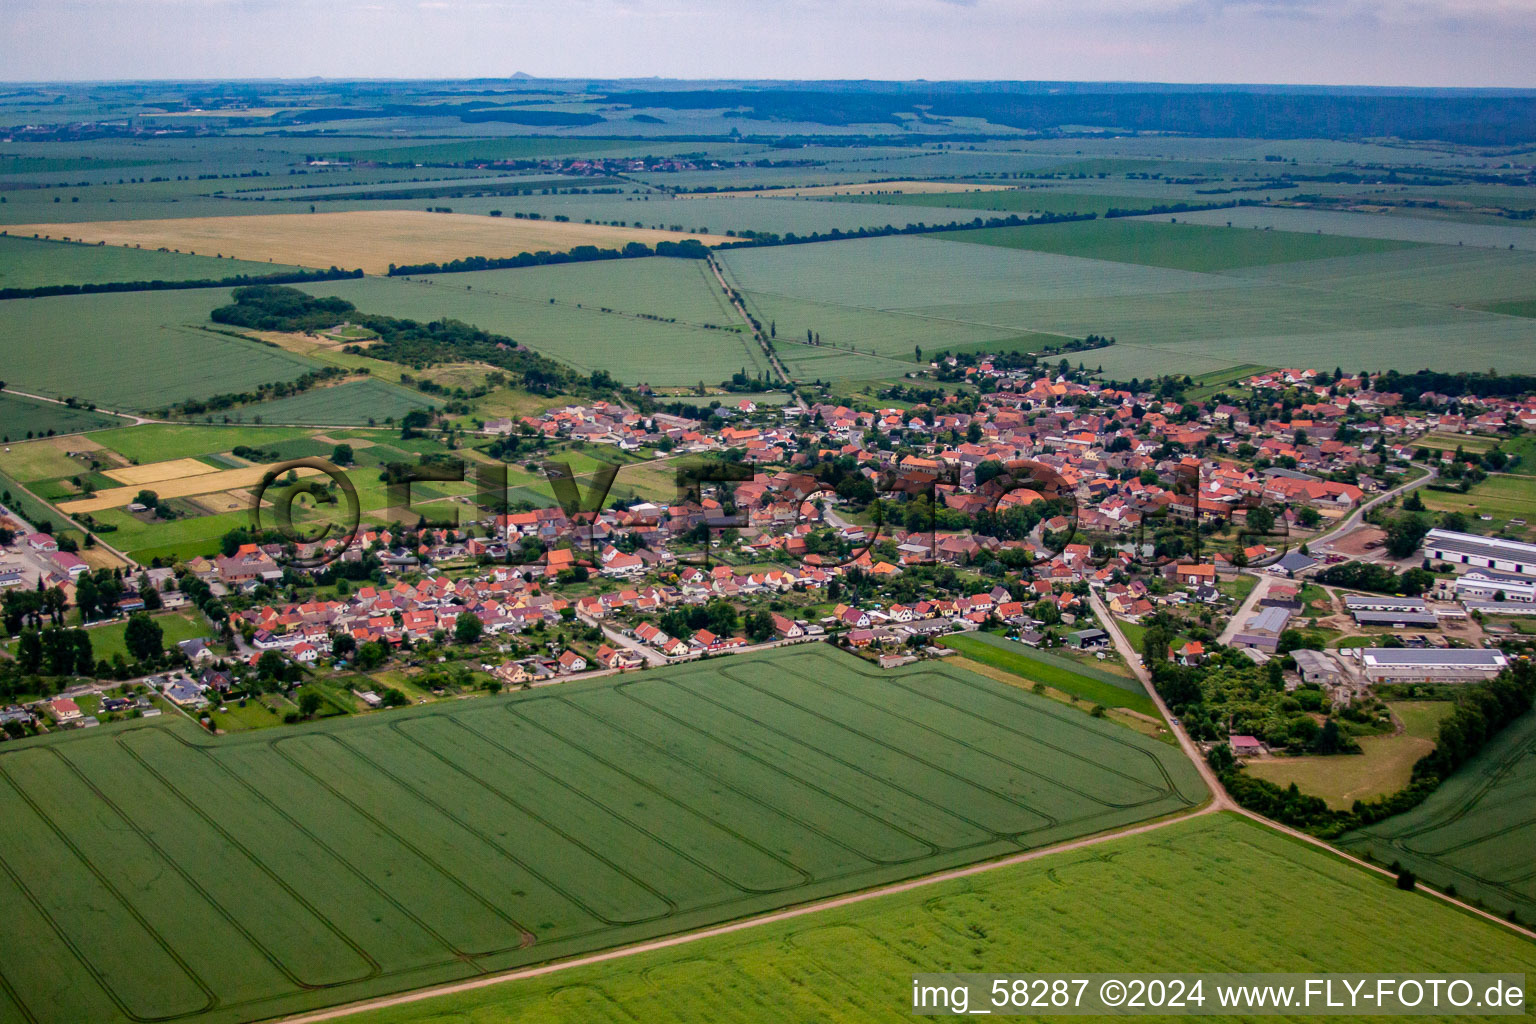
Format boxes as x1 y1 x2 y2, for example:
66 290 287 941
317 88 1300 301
1230 605 1292 653
1343 594 1429 614
1352 609 1440 628
1359 647 1509 684
1291 648 1345 687
1424 529 1536 576
1452 568 1536 604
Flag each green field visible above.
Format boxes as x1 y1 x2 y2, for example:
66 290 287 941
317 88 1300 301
936 219 1421 273
1163 206 1536 251
338 813 1536 1024
1246 701 1453 810
1340 710 1536 922
0 234 303 290
231 379 440 426
1421 476 1536 541
0 645 1202 1024
1486 299 1536 318
88 423 316 464
0 392 128 442
717 233 1536 383
79 610 214 662
335 138 638 164
0 289 320 411
939 631 1158 716
295 274 771 387
836 189 1196 217
416 256 739 328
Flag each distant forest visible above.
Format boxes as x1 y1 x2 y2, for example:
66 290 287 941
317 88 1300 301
604 89 1536 146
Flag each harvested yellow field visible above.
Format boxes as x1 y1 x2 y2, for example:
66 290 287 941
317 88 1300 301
103 458 221 486
10 210 736 275
77 545 127 571
685 180 1017 199
61 464 320 514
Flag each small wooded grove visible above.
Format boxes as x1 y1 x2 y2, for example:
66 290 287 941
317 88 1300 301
210 285 586 394
1210 661 1535 838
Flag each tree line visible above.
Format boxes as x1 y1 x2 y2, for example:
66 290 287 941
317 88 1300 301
0 263 361 302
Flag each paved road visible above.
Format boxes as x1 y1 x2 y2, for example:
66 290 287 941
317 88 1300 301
1311 463 1437 553
598 623 669 667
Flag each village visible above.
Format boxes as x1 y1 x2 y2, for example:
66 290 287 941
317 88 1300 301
2 362 1533 742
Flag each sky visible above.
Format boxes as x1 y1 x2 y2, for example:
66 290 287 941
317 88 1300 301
3 0 1534 86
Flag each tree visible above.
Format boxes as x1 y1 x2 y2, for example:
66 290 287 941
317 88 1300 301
1314 718 1344 754
298 690 324 718
355 641 387 670
16 629 42 673
746 609 775 643
1206 743 1235 773
124 612 164 663
1385 512 1430 559
257 650 287 680
1297 506 1322 529
454 611 484 645
1245 505 1275 535
331 632 357 659
331 443 355 466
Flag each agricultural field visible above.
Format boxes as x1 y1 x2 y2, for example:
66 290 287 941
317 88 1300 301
426 191 955 237
334 138 641 163
59 463 322 515
229 378 440 427
938 631 1158 716
84 424 316 464
0 288 320 412
1245 701 1454 810
0 392 128 442
0 645 1202 1024
8 210 736 275
336 813 1536 1024
1420 476 1536 541
835 188 1197 217
1160 206 1536 251
1340 709 1536 923
688 180 1017 199
937 219 1422 273
718 232 1536 382
0 423 501 562
0 234 305 289
293 274 772 386
1229 244 1536 310
413 255 739 328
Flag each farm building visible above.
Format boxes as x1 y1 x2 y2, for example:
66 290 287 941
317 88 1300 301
1270 551 1319 578
1229 735 1265 758
1066 628 1109 650
1351 609 1440 629
1231 606 1292 653
1343 594 1429 614
1358 648 1509 684
1424 529 1536 576
1451 568 1536 604
1290 648 1344 686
